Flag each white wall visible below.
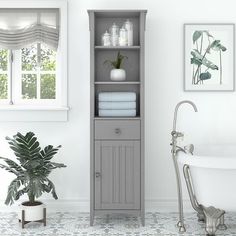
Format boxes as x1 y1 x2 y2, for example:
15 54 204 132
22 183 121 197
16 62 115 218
1 0 236 211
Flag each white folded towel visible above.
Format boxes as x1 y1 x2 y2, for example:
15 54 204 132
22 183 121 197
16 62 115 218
99 109 136 117
99 101 136 110
98 92 136 102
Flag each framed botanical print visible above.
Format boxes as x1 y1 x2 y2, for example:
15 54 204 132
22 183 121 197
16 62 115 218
184 23 235 91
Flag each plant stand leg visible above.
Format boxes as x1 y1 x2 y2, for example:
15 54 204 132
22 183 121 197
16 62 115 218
202 205 225 236
22 210 25 229
43 208 46 226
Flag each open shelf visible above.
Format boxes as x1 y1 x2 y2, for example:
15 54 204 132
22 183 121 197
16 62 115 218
94 81 140 85
95 50 140 82
94 16 140 46
95 46 140 50
94 84 140 117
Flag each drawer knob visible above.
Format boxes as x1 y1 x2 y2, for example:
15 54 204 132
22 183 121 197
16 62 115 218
95 172 101 178
115 128 121 135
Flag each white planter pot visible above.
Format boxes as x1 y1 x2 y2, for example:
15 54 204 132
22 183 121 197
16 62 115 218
18 201 45 222
110 69 126 81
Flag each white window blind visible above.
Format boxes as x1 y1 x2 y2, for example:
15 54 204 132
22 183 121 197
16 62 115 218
0 9 59 50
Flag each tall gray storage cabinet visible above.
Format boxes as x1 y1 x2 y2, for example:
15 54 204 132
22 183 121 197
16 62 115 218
88 10 147 226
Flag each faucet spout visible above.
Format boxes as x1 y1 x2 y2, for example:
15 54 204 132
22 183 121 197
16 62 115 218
173 100 198 132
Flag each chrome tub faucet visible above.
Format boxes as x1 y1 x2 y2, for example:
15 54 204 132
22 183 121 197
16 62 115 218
171 100 198 233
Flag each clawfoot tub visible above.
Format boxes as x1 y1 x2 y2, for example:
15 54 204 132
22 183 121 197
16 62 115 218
171 101 230 235
177 145 236 235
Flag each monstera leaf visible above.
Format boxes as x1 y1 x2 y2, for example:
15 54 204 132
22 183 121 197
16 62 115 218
210 40 227 52
191 50 218 70
193 31 202 43
200 72 211 80
192 30 213 44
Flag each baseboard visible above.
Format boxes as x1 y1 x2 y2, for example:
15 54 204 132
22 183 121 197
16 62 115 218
0 198 194 212
145 198 194 212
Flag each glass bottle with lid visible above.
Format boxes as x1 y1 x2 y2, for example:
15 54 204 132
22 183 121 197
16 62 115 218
119 26 128 46
101 30 111 46
124 19 133 46
109 23 119 46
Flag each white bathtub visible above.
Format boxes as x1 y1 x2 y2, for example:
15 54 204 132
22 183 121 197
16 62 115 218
177 144 236 211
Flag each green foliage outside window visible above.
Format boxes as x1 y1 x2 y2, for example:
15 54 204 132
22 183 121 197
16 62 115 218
41 74 56 99
22 74 37 99
0 49 8 99
0 49 7 71
0 74 7 99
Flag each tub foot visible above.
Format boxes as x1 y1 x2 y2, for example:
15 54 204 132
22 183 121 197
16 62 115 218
218 215 227 230
197 212 205 222
202 206 225 236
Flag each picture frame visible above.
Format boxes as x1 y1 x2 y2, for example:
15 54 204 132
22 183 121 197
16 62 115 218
184 23 235 91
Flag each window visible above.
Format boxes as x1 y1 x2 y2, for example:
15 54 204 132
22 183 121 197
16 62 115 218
0 7 67 108
0 1 67 121
0 43 57 104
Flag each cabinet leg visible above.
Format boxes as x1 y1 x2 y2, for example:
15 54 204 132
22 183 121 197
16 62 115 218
106 214 109 223
141 211 145 226
90 213 94 226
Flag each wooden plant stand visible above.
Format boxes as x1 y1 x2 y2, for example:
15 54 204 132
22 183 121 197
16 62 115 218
19 208 46 229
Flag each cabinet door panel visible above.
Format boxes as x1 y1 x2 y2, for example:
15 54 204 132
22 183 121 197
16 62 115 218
95 140 140 210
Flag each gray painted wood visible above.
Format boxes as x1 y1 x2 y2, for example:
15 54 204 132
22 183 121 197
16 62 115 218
95 141 140 210
88 11 95 226
88 10 147 226
95 120 140 140
139 11 146 226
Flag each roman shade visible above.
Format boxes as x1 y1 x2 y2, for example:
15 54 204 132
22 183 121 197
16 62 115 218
0 9 59 50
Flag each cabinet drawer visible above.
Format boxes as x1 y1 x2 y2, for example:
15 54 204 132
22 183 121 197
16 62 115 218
95 120 140 140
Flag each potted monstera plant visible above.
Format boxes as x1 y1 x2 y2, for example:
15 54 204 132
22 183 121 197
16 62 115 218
0 132 66 227
104 51 128 81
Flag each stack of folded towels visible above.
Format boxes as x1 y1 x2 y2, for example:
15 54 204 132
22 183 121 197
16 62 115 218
98 92 136 117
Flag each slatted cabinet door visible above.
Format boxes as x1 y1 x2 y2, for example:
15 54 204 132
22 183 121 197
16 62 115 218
95 140 140 210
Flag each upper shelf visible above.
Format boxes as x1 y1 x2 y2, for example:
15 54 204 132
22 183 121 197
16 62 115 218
95 46 141 50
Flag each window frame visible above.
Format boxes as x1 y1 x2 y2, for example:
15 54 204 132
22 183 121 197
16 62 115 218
0 0 68 121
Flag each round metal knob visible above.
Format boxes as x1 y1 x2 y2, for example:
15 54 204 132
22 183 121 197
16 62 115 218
115 128 121 135
95 172 101 178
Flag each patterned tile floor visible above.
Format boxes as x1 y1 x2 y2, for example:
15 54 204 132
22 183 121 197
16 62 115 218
0 212 236 236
